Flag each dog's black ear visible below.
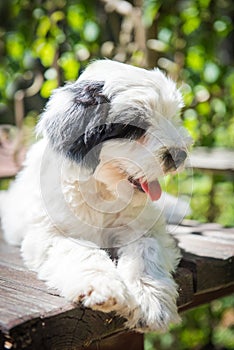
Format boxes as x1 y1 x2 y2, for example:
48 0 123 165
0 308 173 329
76 107 150 169
41 80 111 171
40 80 149 171
84 119 148 147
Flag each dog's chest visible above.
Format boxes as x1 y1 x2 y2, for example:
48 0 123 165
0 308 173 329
61 178 144 241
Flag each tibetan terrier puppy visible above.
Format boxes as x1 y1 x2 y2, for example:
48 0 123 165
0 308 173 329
0 60 192 332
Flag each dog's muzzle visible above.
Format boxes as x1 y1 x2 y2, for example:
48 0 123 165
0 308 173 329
161 147 187 172
127 147 187 201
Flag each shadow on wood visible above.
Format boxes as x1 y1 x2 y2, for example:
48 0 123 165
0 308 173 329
0 221 233 350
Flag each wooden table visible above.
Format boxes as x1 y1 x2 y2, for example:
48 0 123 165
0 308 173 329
0 135 234 349
0 221 233 350
186 147 234 174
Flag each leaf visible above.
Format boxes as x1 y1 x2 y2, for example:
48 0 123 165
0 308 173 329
0 70 7 89
186 46 205 72
36 16 51 37
51 11 64 23
6 33 24 60
58 52 80 80
83 20 99 42
203 62 220 83
33 39 56 67
143 0 162 27
67 4 84 31
182 17 201 35
183 109 199 140
40 79 58 98
196 102 211 116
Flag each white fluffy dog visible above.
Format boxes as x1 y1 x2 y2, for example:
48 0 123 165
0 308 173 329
0 60 192 332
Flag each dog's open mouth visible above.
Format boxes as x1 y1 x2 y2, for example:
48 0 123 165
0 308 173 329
128 176 162 201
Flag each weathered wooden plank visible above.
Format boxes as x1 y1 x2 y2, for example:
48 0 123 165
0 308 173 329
169 221 234 259
0 264 56 294
186 147 234 173
169 221 234 237
180 254 234 293
175 267 194 308
177 234 234 259
2 308 126 350
0 331 4 350
170 221 234 311
87 331 144 350
0 222 233 349
0 131 25 179
0 281 70 327
0 237 23 269
179 284 234 313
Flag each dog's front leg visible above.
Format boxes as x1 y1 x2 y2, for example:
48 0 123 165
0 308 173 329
117 236 181 332
21 226 130 313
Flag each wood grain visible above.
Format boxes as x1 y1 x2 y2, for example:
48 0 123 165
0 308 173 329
0 221 233 349
186 147 234 174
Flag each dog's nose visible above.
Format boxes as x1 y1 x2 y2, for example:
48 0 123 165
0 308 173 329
163 148 187 170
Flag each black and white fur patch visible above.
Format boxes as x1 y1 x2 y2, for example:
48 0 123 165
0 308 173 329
42 80 149 171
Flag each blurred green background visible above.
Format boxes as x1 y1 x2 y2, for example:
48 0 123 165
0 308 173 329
0 0 233 349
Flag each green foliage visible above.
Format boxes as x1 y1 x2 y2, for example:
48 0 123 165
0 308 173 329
0 179 11 191
0 0 100 109
144 0 234 148
143 0 234 227
146 296 234 350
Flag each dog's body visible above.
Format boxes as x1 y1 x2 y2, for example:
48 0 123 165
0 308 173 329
0 60 192 332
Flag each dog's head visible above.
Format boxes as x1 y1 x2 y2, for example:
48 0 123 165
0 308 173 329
38 60 192 202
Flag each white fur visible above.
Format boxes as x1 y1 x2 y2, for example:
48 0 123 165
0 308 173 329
0 60 192 332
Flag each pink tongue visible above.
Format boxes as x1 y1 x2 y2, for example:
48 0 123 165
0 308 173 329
139 179 162 201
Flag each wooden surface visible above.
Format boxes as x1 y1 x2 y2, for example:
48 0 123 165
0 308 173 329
170 221 234 311
0 127 25 179
186 147 234 174
0 222 233 350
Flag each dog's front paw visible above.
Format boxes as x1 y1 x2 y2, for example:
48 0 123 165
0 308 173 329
124 279 181 333
73 273 131 313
